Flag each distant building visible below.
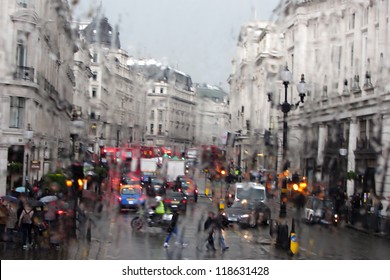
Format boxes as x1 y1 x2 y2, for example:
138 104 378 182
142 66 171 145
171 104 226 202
75 13 145 153
129 59 196 154
194 84 229 147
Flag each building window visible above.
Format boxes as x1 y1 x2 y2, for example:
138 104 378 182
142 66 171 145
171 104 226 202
241 106 244 113
160 87 164 94
92 52 98 63
92 87 97 98
150 110 155 120
91 123 97 136
9 96 25 128
359 119 367 140
158 124 162 134
16 33 27 67
349 12 355 30
363 6 369 26
150 124 154 134
18 0 28 8
92 71 97 81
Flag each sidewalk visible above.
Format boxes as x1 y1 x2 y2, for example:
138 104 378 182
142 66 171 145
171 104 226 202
344 221 390 238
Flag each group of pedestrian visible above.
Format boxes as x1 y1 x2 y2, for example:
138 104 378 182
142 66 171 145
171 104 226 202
198 210 229 252
0 195 35 250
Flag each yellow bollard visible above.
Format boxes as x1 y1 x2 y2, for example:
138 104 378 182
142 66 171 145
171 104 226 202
219 199 225 210
289 218 299 255
290 232 299 255
205 187 210 196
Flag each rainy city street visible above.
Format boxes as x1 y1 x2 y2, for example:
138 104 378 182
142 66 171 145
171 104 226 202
2 0 390 266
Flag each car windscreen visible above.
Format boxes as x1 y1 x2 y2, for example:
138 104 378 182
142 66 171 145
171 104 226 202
121 187 141 195
165 192 184 199
122 178 141 185
236 188 251 199
151 178 164 185
251 188 265 201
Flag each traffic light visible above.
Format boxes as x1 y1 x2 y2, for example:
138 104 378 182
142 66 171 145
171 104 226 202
292 172 300 184
72 162 84 191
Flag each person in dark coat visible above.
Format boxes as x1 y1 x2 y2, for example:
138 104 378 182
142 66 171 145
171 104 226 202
214 210 229 252
164 211 185 248
203 211 216 251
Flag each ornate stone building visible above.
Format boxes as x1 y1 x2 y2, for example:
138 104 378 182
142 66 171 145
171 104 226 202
129 60 196 155
272 0 390 206
0 0 76 194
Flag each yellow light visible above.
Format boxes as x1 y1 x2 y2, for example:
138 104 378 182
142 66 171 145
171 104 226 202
299 182 307 189
66 180 73 187
77 179 83 187
293 184 299 191
221 170 226 175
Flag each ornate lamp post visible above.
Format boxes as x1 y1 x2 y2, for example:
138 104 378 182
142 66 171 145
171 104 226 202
278 65 307 218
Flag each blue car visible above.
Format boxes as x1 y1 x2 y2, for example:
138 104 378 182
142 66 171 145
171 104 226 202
118 183 145 211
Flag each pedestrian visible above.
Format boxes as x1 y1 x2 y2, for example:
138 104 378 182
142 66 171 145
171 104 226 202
164 211 185 248
215 210 229 252
293 191 306 230
203 211 216 251
375 199 383 233
5 202 18 243
0 200 8 241
18 203 34 249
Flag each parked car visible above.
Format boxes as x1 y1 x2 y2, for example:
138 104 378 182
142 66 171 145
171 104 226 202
163 190 187 212
224 198 271 227
117 181 145 211
304 196 338 225
175 176 198 202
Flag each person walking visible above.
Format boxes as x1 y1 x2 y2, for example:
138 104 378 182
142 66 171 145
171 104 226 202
18 203 34 249
5 202 18 244
215 210 229 252
164 211 185 248
204 211 216 251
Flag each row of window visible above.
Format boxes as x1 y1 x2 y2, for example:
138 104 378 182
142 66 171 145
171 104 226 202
150 124 163 135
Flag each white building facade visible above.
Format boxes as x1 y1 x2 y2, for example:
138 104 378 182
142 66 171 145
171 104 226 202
0 0 76 194
228 21 278 172
194 84 230 148
271 0 390 207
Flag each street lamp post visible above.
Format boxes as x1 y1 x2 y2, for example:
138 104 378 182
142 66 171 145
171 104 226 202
278 65 307 218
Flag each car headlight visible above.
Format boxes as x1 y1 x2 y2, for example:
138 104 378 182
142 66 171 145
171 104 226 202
240 214 249 218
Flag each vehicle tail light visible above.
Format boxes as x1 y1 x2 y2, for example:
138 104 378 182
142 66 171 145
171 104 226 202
178 188 181 192
164 199 172 203
228 193 232 198
56 210 65 215
117 196 122 201
195 189 198 194
182 199 187 204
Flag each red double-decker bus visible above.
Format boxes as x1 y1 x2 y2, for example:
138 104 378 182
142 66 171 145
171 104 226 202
201 145 226 174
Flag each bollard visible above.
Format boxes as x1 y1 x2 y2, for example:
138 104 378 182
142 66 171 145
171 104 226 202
219 199 225 210
289 218 299 255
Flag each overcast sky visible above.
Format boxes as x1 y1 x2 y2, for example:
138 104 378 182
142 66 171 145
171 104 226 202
72 0 280 90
